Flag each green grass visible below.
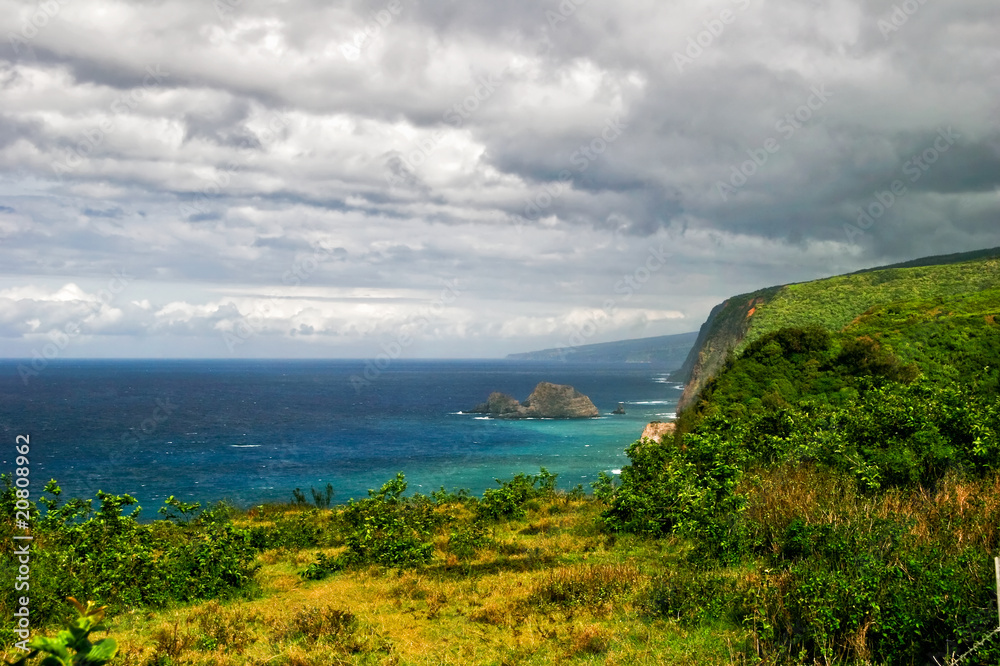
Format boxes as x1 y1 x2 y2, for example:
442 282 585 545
679 253 1000 409
748 257 1000 353
4 496 755 666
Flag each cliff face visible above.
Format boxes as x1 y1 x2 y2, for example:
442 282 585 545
675 286 783 411
640 421 676 442
469 382 600 418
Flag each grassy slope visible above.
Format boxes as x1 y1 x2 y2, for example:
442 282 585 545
843 286 1000 387
677 253 1000 409
748 257 1000 353
62 499 750 666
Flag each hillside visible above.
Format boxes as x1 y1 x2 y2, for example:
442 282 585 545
605 249 1000 664
676 247 1000 410
506 331 698 368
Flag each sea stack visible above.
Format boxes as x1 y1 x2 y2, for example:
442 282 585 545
468 382 600 419
612 402 626 415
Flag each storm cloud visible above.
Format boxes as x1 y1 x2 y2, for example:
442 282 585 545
0 0 998 357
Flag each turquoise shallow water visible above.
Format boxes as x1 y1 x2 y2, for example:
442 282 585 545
0 359 682 507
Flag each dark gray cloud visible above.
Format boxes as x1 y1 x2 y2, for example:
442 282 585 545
0 0 998 357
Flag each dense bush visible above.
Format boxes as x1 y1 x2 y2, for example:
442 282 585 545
646 568 740 626
337 473 443 568
300 552 345 581
447 522 492 561
601 430 745 550
607 323 1000 663
742 513 1000 663
475 468 558 522
0 480 260 629
248 510 326 550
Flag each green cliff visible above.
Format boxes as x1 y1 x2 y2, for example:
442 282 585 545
676 246 1000 410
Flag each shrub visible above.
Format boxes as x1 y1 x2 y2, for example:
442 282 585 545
249 510 324 550
476 468 559 522
601 430 745 551
448 523 491 561
0 484 260 629
11 598 118 666
338 474 442 568
300 552 345 581
646 568 738 625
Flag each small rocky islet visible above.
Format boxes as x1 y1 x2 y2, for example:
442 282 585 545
466 382 600 418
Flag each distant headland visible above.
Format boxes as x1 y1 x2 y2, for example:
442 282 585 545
505 331 698 367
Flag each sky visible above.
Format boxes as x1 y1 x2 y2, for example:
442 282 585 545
0 0 998 359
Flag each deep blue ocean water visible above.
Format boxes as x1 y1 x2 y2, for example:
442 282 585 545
0 360 681 508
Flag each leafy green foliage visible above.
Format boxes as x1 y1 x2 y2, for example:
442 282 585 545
475 468 558 522
299 552 344 581
843 287 1000 396
590 472 617 503
646 569 739 626
747 257 1000 355
0 486 260 629
613 299 1000 663
447 523 491 561
11 598 117 666
157 496 201 524
248 510 324 550
337 473 441 568
601 430 745 550
742 514 1000 663
680 325 921 431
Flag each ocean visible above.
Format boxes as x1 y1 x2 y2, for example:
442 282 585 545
0 360 681 508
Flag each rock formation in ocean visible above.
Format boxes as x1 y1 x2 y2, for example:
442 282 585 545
475 392 524 416
468 382 600 418
612 402 626 415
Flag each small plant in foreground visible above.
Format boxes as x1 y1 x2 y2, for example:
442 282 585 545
11 597 117 666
